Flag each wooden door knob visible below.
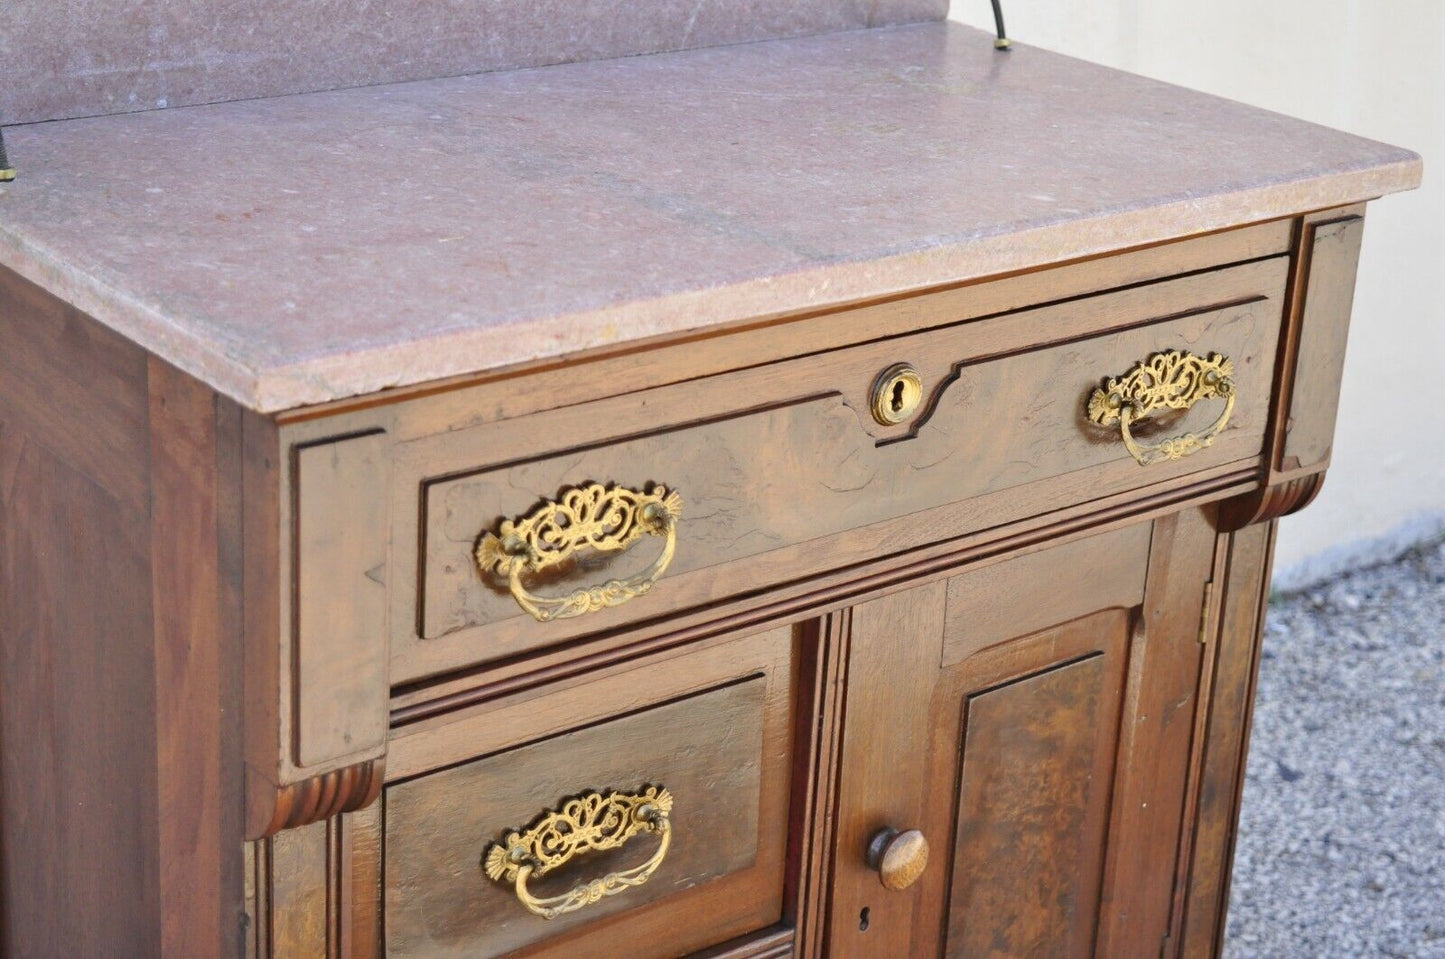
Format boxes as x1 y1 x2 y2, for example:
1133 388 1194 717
866 827 929 890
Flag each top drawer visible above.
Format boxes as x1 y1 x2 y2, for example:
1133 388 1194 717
387 257 1287 682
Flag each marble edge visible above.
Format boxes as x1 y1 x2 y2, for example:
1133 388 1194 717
0 152 1421 415
0 225 266 403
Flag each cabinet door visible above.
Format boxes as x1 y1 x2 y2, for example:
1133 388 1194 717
826 509 1218 958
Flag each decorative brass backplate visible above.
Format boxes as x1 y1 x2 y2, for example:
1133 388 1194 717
475 483 683 622
483 786 674 920
1087 349 1236 466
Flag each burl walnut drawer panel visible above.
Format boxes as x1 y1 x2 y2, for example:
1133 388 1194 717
381 625 798 958
391 257 1287 682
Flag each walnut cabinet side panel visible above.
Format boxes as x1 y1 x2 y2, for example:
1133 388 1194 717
0 268 254 957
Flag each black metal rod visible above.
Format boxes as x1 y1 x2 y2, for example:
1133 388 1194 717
990 0 1011 49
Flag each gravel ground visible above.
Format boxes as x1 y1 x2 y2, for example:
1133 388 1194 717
1225 538 1445 958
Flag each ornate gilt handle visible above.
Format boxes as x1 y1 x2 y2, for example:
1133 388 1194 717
482 787 673 920
1087 349 1236 467
475 482 683 623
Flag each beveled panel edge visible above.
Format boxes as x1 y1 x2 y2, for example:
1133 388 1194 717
1279 214 1366 472
1263 204 1368 479
293 430 392 769
1214 198 1366 532
940 521 1152 669
385 626 794 782
244 424 394 839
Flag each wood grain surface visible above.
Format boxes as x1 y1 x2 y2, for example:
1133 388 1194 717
947 627 1125 955
0 201 1374 957
0 268 248 956
404 259 1286 680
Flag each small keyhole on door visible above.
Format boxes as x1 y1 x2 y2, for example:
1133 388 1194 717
859 907 871 932
890 379 906 414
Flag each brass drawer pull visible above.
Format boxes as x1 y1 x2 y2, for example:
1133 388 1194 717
483 787 673 920
476 483 683 623
1087 349 1236 466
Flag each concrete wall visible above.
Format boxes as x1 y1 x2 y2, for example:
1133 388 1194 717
952 2 1443 586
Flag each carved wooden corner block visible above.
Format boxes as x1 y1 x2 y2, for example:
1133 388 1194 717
261 760 385 837
1216 471 1325 532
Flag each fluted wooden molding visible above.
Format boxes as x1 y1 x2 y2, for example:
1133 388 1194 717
262 759 384 837
1216 472 1325 532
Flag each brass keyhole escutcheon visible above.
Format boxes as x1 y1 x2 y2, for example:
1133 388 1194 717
870 363 923 426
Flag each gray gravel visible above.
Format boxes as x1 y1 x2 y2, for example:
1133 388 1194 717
1225 538 1445 958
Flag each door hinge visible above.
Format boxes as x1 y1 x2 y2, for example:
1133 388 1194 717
1197 581 1215 646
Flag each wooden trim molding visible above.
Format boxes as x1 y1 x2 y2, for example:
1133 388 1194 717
693 929 796 959
1215 472 1325 532
261 760 386 837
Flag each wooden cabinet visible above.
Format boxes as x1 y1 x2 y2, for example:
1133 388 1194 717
0 9 1424 953
0 204 1383 958
207 214 1353 958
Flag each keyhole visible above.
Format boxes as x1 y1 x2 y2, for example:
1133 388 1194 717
870 363 922 425
859 907 871 932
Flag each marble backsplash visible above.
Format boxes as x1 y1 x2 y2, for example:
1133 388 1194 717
2 0 947 126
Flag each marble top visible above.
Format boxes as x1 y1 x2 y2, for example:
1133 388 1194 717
0 22 1421 412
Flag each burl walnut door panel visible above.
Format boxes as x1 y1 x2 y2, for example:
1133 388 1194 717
945 611 1129 956
828 510 1218 958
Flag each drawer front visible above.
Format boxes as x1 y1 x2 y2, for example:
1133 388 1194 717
395 257 1287 681
383 626 799 958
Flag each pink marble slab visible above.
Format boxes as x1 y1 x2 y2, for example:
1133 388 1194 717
1 0 947 125
0 23 1421 412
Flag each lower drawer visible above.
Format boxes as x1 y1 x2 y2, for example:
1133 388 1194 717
381 626 801 958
